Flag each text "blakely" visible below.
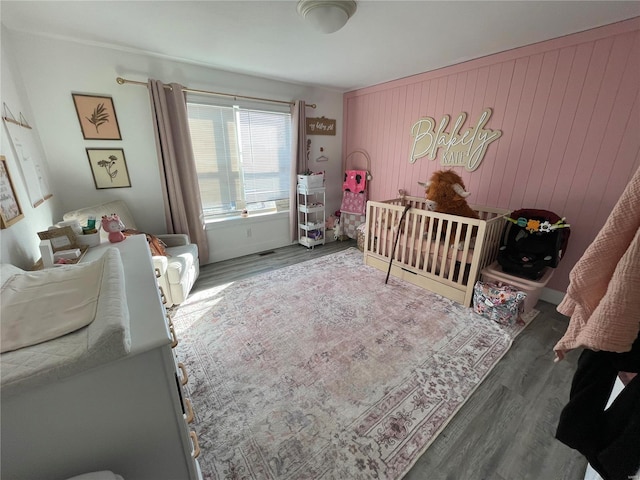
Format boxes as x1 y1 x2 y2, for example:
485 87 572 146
409 108 502 171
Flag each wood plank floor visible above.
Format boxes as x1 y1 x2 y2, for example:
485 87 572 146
193 241 587 480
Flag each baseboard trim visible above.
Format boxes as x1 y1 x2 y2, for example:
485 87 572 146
540 287 565 306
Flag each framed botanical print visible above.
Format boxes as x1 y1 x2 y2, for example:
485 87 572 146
72 93 122 140
86 148 131 189
0 155 24 228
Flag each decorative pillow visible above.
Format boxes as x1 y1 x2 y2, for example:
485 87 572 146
122 229 169 257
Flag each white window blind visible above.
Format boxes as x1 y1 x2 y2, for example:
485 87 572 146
187 100 292 218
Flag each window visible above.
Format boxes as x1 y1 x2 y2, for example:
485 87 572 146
187 99 292 219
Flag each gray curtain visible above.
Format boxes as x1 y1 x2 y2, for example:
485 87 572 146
148 79 209 264
289 100 307 242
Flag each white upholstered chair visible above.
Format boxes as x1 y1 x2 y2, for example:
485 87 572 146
63 200 199 307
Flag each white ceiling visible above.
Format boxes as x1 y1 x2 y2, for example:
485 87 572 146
2 1 639 92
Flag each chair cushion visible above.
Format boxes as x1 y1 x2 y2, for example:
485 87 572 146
165 243 198 285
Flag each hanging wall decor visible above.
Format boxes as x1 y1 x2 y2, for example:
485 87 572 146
306 116 336 135
86 148 131 189
2 102 31 129
408 107 502 172
0 155 24 228
72 94 122 140
2 110 53 208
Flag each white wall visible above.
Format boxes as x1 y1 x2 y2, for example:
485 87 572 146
0 30 60 269
2 27 345 265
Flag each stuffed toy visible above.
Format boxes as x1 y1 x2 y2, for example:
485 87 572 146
333 219 342 240
419 170 479 219
102 213 126 243
418 170 479 249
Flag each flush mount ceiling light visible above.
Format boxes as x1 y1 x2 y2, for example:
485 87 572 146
297 0 357 34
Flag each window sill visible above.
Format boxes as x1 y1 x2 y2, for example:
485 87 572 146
204 210 289 230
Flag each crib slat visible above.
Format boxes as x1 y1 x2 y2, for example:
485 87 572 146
423 215 434 274
407 212 419 269
448 221 463 283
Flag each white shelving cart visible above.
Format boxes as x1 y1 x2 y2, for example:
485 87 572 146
297 183 325 248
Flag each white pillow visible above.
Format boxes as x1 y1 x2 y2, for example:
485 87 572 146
1 264 25 286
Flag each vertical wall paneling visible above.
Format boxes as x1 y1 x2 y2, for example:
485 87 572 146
343 18 640 292
481 60 515 206
563 33 635 223
550 38 614 211
389 88 403 198
521 46 575 208
499 54 542 207
472 64 502 204
497 57 534 207
510 51 557 209
398 84 416 194
601 93 640 226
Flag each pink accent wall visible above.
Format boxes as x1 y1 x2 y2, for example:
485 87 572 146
343 18 640 293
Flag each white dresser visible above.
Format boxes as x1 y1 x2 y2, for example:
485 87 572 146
1 235 202 480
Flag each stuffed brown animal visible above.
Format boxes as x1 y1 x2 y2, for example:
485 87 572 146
418 170 479 249
420 170 479 219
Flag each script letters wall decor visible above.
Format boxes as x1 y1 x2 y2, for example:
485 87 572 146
306 117 336 136
409 108 502 172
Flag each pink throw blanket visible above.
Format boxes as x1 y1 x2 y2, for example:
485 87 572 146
342 170 367 193
554 166 640 360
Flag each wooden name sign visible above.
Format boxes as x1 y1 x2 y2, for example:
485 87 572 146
409 108 502 171
306 117 336 135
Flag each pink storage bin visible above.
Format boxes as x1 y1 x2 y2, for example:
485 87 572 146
481 261 554 313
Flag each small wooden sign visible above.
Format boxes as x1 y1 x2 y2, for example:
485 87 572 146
306 117 336 136
37 226 80 252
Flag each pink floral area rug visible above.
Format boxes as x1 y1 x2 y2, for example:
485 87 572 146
172 248 538 480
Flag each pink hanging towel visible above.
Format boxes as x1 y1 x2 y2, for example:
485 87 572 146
343 170 367 193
